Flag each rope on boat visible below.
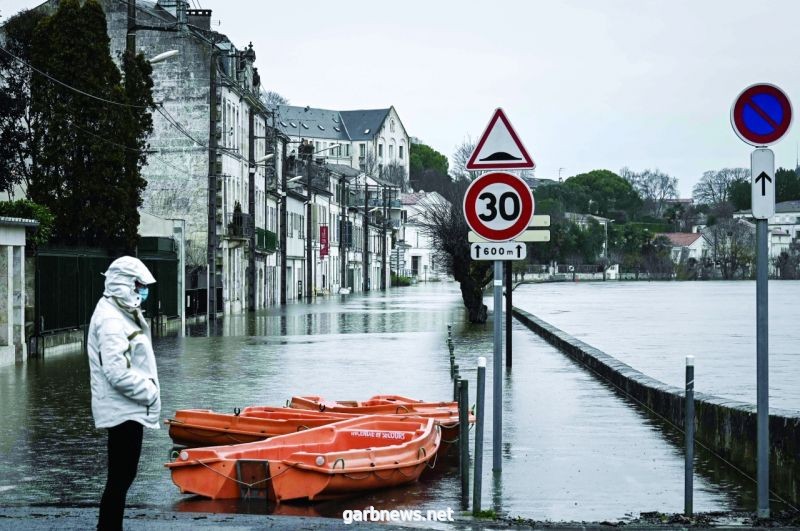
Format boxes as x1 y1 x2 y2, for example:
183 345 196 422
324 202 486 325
192 459 293 489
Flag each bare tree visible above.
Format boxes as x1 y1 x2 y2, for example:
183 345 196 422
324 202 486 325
260 89 289 108
703 218 755 279
692 168 749 208
382 161 407 190
451 138 476 181
415 188 492 323
360 149 380 178
621 167 678 218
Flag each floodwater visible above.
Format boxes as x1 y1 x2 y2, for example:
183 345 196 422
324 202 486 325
513 281 800 411
0 282 776 522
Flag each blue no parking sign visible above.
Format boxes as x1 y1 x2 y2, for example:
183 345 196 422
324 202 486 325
731 84 792 146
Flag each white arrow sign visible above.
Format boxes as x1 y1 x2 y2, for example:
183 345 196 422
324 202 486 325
751 148 775 219
470 242 527 261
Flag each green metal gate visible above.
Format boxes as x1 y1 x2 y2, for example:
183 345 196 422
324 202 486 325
34 239 178 335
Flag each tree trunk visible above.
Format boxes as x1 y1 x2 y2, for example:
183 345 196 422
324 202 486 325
460 280 487 323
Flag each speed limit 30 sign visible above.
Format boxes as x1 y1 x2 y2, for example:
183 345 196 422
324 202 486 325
463 171 534 242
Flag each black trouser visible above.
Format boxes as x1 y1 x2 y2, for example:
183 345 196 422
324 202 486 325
98 420 143 531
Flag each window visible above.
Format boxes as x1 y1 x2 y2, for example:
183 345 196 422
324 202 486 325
345 144 350 157
359 144 366 157
399 145 404 159
390 119 395 133
389 144 394 159
378 144 383 158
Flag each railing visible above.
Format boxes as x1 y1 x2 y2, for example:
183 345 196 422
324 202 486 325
256 227 278 253
225 212 253 239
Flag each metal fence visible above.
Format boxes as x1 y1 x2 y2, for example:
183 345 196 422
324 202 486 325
34 240 178 335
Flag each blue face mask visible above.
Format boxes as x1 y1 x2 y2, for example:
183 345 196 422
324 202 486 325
138 287 149 303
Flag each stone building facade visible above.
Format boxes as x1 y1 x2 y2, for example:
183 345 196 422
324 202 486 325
101 0 280 314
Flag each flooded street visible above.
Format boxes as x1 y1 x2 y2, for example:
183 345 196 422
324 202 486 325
0 282 767 521
513 281 800 411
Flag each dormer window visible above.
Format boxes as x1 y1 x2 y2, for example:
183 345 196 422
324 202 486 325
318 125 325 131
289 121 297 128
301 123 309 129
364 129 370 135
279 121 288 127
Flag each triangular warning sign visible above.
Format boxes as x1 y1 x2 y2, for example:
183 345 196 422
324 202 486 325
466 108 535 170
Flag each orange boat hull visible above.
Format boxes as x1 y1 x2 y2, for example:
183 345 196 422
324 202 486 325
166 415 440 502
288 395 474 447
166 408 351 447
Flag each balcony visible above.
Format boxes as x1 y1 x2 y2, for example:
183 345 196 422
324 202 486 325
225 212 253 240
256 227 278 253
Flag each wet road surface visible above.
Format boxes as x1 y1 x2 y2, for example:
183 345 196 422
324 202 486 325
0 282 763 521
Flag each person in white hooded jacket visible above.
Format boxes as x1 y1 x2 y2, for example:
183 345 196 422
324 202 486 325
87 256 160 531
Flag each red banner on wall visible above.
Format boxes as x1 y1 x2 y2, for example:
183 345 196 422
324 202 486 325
320 225 329 257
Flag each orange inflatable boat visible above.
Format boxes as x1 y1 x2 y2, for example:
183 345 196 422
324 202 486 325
165 415 440 502
166 408 352 447
284 395 474 445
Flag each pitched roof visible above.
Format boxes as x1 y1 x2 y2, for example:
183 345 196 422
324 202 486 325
659 232 702 247
273 106 393 143
401 192 428 206
339 109 391 141
274 106 350 142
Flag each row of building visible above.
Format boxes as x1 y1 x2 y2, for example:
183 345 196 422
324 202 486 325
658 200 800 274
7 0 450 320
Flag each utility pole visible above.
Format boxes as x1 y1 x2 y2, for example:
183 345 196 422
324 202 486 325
340 175 348 292
381 184 388 290
363 179 369 292
280 142 287 305
248 110 256 311
306 163 313 300
206 45 219 320
126 0 136 54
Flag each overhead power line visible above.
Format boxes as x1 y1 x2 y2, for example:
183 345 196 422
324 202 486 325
0 44 148 109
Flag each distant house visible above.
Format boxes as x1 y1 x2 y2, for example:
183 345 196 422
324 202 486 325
396 191 450 281
734 199 800 260
274 105 410 186
659 232 710 264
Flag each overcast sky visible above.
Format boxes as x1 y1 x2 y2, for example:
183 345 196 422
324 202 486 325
4 0 800 196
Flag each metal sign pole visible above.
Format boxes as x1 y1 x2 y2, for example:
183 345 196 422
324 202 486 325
493 260 503 471
756 215 769 518
750 147 774 518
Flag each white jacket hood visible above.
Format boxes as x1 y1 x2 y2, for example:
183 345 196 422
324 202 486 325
102 256 156 310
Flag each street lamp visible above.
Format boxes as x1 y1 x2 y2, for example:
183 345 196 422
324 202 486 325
149 49 180 64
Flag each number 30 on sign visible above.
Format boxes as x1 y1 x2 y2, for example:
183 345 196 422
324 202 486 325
463 171 534 242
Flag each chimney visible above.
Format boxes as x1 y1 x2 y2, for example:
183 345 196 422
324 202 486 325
187 9 212 31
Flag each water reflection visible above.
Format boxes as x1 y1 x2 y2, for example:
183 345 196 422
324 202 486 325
0 283 766 520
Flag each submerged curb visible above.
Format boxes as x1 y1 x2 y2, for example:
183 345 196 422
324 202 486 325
511 306 800 508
